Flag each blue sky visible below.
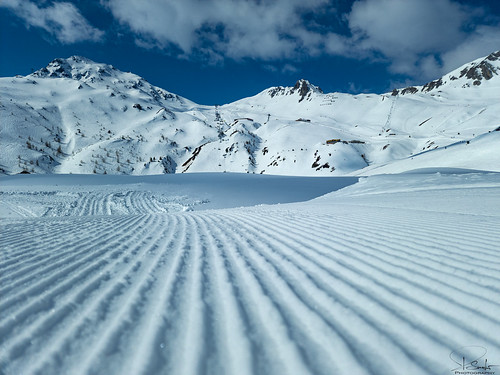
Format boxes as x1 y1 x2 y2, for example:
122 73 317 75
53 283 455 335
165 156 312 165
1 0 499 105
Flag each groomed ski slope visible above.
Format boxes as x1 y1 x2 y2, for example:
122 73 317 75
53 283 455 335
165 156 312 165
1 172 500 375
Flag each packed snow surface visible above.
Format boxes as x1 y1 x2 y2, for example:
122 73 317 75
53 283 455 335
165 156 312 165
1 172 500 375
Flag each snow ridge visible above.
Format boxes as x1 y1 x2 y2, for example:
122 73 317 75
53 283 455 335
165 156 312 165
1 51 500 176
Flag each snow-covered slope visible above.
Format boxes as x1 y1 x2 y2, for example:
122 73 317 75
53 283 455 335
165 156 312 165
1 52 499 176
0 56 211 175
1 172 499 375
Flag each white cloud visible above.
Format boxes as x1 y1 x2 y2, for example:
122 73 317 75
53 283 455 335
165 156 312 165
1 0 103 43
104 0 329 61
440 25 500 73
262 63 299 75
346 0 500 80
324 32 351 56
102 0 499 82
349 0 466 56
347 0 468 78
282 64 299 74
4 0 497 84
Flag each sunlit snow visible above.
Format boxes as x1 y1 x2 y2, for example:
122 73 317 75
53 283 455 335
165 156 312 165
1 51 500 375
1 171 500 375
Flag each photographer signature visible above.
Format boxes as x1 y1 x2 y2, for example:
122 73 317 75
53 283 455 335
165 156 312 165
450 346 499 373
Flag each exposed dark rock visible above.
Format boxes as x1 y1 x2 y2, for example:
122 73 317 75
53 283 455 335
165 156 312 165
268 86 285 98
486 50 500 61
459 53 499 83
182 143 208 171
422 78 443 92
161 155 177 173
480 63 495 80
418 118 432 127
401 86 418 95
268 79 322 102
311 155 321 168
391 50 499 95
293 80 323 102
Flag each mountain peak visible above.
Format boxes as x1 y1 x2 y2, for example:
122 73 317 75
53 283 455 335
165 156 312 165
2 51 499 176
267 79 323 102
30 56 118 82
454 50 500 84
391 50 500 96
293 79 323 97
27 56 185 108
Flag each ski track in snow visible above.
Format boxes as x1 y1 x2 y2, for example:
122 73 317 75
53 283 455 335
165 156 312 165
0 189 206 219
1 181 500 375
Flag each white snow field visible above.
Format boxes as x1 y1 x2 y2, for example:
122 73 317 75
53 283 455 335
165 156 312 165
2 51 499 177
1 171 500 375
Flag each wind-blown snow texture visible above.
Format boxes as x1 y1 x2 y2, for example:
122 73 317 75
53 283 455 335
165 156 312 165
1 172 500 375
1 52 499 176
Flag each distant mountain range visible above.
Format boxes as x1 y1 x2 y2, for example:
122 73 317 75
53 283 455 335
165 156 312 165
1 51 499 176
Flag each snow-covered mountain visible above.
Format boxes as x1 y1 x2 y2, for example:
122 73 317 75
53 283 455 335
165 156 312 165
1 52 499 176
2 53 500 375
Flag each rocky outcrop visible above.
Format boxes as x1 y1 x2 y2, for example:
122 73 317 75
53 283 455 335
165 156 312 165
268 79 323 102
458 51 500 85
392 50 499 95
